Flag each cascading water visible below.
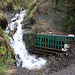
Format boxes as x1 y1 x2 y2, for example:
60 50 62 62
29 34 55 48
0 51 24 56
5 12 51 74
6 9 46 69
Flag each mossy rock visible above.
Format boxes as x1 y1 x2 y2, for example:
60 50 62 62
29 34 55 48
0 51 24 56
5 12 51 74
23 32 37 47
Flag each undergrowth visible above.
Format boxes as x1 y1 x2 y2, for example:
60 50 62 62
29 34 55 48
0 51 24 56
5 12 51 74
26 0 40 21
0 28 15 75
0 0 20 12
52 0 75 34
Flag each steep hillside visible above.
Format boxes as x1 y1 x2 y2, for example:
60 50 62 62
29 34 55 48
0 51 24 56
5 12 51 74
24 0 75 34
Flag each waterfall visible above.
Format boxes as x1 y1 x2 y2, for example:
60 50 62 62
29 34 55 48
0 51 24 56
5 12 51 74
6 9 46 70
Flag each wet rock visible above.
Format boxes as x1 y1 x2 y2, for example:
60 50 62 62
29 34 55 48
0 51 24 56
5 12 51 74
0 13 8 29
16 54 23 67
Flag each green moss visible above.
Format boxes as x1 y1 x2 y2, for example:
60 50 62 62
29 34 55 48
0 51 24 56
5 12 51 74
23 32 36 46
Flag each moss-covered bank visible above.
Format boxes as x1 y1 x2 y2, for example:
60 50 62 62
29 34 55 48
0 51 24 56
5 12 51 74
0 28 15 74
0 0 36 74
23 32 36 50
0 0 20 74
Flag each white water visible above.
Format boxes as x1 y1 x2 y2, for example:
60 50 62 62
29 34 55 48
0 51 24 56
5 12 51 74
6 10 46 70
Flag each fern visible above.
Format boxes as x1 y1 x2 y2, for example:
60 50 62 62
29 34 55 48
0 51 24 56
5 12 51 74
26 0 39 20
1 29 9 42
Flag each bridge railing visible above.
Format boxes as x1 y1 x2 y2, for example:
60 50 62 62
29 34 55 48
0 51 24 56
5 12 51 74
36 34 75 50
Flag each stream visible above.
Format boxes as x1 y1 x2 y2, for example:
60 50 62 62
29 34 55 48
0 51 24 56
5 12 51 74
6 9 46 70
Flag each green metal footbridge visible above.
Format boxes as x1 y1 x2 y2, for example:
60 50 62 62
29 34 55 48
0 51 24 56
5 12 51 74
33 34 75 55
36 34 75 49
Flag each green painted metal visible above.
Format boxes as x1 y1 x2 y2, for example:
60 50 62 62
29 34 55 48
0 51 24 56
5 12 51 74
37 34 75 49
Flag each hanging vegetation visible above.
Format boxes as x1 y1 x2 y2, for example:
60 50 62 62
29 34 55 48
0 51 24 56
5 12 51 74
0 28 15 74
26 0 40 24
0 0 20 12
